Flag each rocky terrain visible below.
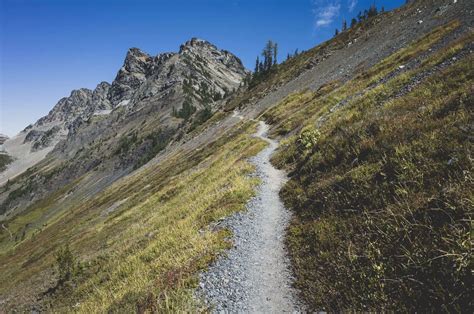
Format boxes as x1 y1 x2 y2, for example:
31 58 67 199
0 0 472 312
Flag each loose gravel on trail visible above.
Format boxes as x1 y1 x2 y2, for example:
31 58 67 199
198 121 304 313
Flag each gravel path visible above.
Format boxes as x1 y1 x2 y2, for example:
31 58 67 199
198 121 303 313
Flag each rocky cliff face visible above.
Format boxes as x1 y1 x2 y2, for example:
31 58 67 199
36 89 93 126
108 48 154 107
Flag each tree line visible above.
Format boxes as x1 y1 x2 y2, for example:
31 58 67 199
254 40 278 74
246 4 387 87
335 3 385 36
245 40 280 87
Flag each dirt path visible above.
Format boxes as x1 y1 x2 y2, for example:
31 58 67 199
198 120 303 312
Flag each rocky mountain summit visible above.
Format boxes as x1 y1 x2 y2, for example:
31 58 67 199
19 38 246 153
108 38 247 111
0 38 247 192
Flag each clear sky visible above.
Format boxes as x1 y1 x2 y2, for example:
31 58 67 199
0 0 405 136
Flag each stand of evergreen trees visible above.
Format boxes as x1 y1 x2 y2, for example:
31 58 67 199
248 40 279 87
334 3 384 37
172 97 196 120
245 4 388 88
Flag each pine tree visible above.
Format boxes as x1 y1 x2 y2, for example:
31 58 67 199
258 60 264 73
255 56 260 74
262 40 274 71
175 97 196 120
342 19 347 31
368 4 377 18
273 42 278 65
335 28 339 36
351 18 357 28
243 73 252 86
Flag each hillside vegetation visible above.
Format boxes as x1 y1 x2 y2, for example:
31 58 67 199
264 21 473 311
0 121 265 312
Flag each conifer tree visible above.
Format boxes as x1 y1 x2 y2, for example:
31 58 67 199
255 56 260 74
273 42 278 65
351 18 357 28
342 19 347 31
368 4 377 17
262 40 274 71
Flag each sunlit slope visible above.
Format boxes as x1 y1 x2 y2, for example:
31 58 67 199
264 22 473 311
0 119 265 312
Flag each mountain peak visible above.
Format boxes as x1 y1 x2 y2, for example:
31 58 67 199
126 47 152 60
179 37 216 53
108 48 155 106
122 47 153 71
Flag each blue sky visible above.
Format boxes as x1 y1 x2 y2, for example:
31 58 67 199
0 0 404 136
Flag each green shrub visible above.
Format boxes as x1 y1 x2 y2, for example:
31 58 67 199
297 127 320 153
172 98 196 120
55 244 81 284
189 106 213 132
114 132 138 156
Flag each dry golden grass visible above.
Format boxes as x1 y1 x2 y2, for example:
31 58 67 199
0 121 266 312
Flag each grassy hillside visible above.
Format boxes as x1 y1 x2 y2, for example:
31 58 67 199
264 21 473 311
0 120 266 311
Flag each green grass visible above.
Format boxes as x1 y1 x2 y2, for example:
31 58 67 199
264 23 473 311
0 121 266 312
